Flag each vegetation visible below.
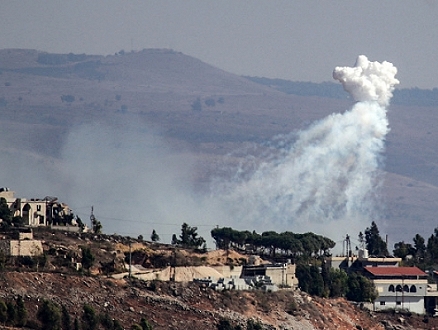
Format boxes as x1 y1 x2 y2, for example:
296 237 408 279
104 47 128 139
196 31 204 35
211 227 335 261
62 304 72 330
151 229 160 242
15 296 27 327
346 273 378 303
61 94 75 103
245 76 438 107
81 246 95 273
191 97 202 111
173 222 206 249
82 304 98 330
37 300 62 330
363 221 389 256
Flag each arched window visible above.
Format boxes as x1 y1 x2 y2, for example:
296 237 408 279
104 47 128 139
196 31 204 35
396 285 403 292
388 285 395 292
410 285 417 293
403 285 409 292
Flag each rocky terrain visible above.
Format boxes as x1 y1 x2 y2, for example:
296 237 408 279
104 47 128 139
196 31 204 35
0 229 435 329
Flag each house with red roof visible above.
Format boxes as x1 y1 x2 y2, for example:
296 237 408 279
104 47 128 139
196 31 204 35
328 248 438 315
363 266 428 314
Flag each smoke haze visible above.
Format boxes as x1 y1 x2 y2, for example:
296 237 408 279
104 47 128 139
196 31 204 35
0 55 399 247
212 55 399 241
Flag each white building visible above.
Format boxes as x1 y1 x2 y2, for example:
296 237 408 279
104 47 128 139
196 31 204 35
0 188 72 227
363 266 428 314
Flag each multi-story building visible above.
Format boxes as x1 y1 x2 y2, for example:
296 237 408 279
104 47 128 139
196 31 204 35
241 261 298 288
0 187 72 227
328 248 438 315
363 266 428 314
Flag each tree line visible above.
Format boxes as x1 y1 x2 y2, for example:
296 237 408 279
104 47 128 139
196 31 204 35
0 296 154 330
211 227 335 260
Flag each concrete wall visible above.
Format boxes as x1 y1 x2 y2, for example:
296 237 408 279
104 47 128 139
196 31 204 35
51 225 81 233
373 296 425 314
373 279 427 314
212 265 242 278
241 263 298 287
0 240 43 256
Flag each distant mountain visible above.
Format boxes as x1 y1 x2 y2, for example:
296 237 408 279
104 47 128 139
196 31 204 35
245 76 438 107
0 48 438 249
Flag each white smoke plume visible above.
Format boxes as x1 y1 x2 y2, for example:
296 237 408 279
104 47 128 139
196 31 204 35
213 56 399 241
333 55 399 107
0 55 399 247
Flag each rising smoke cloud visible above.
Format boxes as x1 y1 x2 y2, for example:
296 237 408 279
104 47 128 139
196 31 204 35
0 55 399 247
212 55 399 241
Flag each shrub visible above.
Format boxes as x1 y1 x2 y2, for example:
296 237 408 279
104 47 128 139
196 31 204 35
37 300 61 330
82 304 98 330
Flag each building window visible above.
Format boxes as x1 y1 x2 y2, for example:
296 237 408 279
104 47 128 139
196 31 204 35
396 285 402 292
37 205 41 211
380 301 386 305
403 285 409 292
410 285 417 293
396 301 401 305
388 285 395 292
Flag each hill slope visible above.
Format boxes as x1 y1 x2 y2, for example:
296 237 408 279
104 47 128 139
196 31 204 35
0 48 437 247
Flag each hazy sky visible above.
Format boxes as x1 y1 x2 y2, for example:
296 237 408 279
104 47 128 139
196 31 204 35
1 1 437 88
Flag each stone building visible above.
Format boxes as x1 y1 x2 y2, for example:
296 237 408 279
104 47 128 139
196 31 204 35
0 187 72 227
0 230 43 257
240 260 298 288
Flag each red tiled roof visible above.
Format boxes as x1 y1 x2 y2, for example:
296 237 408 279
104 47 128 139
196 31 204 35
364 266 426 276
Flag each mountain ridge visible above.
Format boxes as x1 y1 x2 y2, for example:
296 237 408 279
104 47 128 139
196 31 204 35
0 48 437 248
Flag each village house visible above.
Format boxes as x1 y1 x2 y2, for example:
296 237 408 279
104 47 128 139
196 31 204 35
328 248 438 315
0 229 43 257
0 187 73 227
363 266 428 314
240 261 298 288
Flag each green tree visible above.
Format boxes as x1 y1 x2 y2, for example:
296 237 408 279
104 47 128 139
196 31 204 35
327 268 348 298
0 299 7 324
413 233 426 261
16 296 27 327
37 300 61 330
81 247 95 273
177 223 206 249
247 319 263 330
6 301 16 326
90 213 102 234
140 317 153 330
62 305 72 330
99 312 113 330
216 319 235 330
364 221 388 256
171 234 178 245
393 241 414 259
191 97 202 111
0 250 6 271
151 229 160 242
113 319 123 330
296 264 324 296
82 304 98 330
61 94 75 103
0 197 11 225
346 273 377 303
427 229 438 264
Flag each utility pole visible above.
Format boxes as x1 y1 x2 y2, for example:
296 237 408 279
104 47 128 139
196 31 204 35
128 241 132 279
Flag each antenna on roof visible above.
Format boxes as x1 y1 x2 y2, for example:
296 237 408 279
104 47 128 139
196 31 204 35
343 234 351 257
